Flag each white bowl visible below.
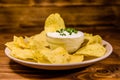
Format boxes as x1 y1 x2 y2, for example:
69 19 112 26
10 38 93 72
46 31 84 53
5 40 112 70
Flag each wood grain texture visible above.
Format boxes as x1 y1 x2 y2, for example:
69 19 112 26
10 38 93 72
0 27 120 80
0 0 120 6
0 0 119 29
0 6 116 28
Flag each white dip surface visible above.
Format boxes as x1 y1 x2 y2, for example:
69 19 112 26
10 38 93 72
47 31 84 38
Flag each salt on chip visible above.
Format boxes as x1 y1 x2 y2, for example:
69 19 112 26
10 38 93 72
44 13 65 32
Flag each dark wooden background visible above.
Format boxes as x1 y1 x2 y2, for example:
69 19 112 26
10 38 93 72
0 0 120 31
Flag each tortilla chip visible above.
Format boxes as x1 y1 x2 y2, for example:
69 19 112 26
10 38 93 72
44 13 65 32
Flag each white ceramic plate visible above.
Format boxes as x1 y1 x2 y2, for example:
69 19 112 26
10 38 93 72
5 40 112 70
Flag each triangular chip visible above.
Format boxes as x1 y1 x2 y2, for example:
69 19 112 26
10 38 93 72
44 13 65 32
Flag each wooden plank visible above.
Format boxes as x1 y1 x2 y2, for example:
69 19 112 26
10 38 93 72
0 0 119 29
0 0 30 4
0 6 115 28
0 0 120 6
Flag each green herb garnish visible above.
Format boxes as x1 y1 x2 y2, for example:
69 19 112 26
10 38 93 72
60 33 66 36
56 28 78 36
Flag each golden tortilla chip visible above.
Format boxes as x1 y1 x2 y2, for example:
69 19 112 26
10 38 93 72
44 13 65 32
43 47 70 64
10 48 34 61
75 43 106 57
69 54 84 63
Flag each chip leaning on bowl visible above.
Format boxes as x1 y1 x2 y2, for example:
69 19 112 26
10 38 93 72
5 13 106 64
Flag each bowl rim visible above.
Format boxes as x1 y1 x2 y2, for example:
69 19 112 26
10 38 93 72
4 40 113 67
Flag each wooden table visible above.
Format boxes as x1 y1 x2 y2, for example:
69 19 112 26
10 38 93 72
0 27 120 80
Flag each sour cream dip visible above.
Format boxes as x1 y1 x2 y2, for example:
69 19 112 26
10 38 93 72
46 30 84 53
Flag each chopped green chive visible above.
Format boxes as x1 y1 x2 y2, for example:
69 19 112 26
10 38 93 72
56 28 78 36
